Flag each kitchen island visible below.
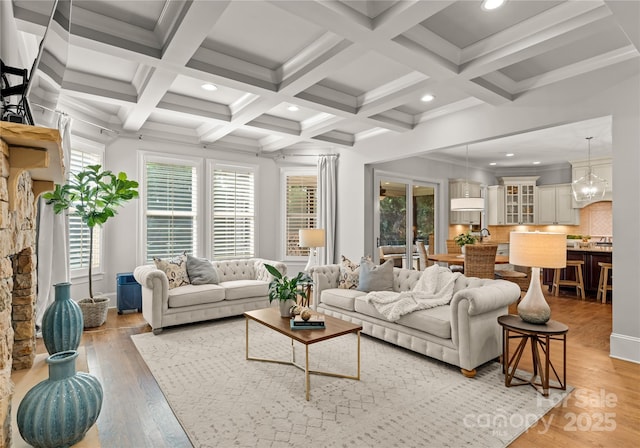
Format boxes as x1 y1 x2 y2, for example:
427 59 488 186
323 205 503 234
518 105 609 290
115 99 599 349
543 246 613 298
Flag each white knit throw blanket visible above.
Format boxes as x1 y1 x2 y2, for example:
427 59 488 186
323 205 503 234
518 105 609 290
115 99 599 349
365 265 461 322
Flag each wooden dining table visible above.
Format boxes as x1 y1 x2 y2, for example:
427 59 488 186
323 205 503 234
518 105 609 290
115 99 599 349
427 253 510 265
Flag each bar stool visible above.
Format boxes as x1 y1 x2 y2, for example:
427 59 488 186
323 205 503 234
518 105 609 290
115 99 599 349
552 260 585 300
596 262 613 303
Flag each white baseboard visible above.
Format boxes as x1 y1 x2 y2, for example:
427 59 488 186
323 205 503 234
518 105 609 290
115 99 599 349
610 333 640 364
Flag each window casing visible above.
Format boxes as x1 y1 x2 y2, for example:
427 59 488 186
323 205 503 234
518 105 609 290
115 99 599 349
142 156 199 262
68 149 102 273
209 163 256 259
282 169 317 259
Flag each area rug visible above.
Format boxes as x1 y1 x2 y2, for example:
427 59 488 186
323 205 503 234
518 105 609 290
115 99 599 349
132 317 571 448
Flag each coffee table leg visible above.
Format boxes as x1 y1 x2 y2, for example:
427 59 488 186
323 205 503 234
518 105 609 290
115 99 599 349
305 344 310 401
245 316 249 360
357 331 361 380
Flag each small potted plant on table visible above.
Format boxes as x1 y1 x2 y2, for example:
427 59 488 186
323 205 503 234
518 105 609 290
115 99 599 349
454 231 477 255
264 264 312 317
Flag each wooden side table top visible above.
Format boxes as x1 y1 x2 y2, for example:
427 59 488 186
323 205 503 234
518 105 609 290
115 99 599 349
498 314 568 335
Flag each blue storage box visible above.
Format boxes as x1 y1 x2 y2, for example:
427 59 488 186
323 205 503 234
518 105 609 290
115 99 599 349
116 272 142 314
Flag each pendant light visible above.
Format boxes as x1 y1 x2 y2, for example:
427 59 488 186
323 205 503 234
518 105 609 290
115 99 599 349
451 145 484 211
571 137 607 202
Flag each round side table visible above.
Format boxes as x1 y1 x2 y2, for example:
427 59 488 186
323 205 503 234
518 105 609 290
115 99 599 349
498 314 568 397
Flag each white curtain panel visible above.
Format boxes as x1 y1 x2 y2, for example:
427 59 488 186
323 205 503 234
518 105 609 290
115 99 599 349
317 155 338 265
35 115 71 330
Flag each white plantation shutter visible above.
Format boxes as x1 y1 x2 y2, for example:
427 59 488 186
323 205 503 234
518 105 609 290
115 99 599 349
285 174 317 257
145 161 198 262
211 166 255 259
68 150 102 271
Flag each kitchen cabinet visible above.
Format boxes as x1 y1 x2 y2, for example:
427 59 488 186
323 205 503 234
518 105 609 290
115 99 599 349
502 177 538 225
537 184 579 225
487 185 505 225
449 180 482 225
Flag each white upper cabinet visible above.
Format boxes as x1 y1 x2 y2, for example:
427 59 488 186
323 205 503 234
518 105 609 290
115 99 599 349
501 177 538 225
487 185 505 226
537 184 580 225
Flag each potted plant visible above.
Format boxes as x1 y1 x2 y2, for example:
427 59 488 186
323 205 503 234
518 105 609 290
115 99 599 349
43 165 139 326
264 264 312 317
454 231 477 254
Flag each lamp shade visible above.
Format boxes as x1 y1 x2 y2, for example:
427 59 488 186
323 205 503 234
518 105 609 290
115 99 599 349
509 232 566 268
451 197 484 211
299 229 325 248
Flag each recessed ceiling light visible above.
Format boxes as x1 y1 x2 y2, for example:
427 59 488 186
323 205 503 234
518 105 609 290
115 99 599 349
481 0 506 11
287 105 299 112
201 83 217 91
421 94 435 102
489 162 497 166
505 153 514 157
533 161 541 165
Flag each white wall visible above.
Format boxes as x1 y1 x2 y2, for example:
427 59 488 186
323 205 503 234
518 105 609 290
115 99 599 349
338 60 640 362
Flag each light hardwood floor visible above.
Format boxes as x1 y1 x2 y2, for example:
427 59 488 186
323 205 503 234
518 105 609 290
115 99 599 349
31 289 639 447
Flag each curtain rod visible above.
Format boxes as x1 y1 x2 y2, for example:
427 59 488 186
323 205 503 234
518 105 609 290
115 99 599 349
32 102 119 135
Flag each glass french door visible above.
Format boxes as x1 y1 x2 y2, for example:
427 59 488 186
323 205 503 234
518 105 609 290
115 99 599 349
375 176 437 270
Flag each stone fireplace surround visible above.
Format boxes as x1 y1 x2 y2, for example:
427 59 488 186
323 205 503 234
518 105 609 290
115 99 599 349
0 122 64 447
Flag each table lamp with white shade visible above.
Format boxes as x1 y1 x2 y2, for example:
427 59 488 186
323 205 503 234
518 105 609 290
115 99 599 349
299 229 325 271
509 232 567 324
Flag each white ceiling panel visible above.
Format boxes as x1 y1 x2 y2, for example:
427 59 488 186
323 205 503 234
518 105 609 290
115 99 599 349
73 0 166 30
422 0 563 49
168 74 248 105
67 46 138 83
202 1 326 70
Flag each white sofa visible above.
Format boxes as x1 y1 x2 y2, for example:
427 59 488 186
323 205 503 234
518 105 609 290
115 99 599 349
134 258 286 334
309 264 521 377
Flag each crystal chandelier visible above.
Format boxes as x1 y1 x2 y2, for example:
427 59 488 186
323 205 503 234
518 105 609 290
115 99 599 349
571 137 608 202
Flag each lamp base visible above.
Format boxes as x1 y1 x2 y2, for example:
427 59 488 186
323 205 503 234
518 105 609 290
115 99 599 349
304 249 317 272
517 267 551 324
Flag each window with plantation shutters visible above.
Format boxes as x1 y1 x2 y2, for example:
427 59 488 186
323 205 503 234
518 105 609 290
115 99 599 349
144 160 198 262
285 173 317 257
68 149 102 271
211 165 255 259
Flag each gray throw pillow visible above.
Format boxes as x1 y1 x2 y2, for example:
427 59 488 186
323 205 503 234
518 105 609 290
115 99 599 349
357 258 394 292
186 254 219 285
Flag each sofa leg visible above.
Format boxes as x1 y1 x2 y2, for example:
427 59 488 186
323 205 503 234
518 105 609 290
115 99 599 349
152 328 163 335
460 368 477 378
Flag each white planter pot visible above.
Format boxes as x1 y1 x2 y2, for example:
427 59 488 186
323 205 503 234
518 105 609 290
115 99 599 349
278 299 296 317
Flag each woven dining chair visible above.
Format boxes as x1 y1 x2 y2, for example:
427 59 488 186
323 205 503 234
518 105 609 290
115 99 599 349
463 244 498 279
445 239 464 273
416 241 434 271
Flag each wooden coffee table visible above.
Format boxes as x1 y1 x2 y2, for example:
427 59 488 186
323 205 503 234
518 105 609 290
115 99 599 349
244 308 362 400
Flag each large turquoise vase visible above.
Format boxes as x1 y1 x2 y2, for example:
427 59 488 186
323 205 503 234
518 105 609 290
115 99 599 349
17 350 103 447
42 282 83 354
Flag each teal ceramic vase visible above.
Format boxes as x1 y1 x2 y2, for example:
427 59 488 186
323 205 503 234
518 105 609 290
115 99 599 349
42 282 83 354
17 350 103 448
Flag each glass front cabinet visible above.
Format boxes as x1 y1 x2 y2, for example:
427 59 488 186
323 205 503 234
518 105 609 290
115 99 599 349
501 177 538 225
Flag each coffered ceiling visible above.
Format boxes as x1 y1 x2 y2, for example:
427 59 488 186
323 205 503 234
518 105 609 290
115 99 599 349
10 0 640 163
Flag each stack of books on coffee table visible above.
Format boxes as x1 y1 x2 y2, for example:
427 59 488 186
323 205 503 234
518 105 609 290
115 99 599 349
290 314 325 330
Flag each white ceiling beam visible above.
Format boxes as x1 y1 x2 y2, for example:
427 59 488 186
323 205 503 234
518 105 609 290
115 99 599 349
605 0 640 52
372 0 454 39
122 1 231 131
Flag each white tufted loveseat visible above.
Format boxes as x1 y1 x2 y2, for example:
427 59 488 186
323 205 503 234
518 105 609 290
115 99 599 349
134 258 286 334
309 264 521 377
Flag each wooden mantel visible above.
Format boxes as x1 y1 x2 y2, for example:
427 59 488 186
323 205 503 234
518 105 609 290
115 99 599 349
0 121 65 210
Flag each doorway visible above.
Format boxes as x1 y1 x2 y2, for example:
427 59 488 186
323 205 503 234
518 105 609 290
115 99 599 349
375 175 438 270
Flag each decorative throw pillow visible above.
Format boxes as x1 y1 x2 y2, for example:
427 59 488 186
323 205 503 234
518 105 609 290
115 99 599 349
154 253 190 289
357 258 394 292
338 255 372 289
186 254 219 285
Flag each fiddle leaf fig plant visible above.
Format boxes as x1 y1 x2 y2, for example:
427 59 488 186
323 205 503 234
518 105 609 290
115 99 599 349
264 263 312 304
42 164 139 298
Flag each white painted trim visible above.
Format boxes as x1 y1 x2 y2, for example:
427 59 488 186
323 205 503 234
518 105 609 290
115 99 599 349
610 333 640 364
